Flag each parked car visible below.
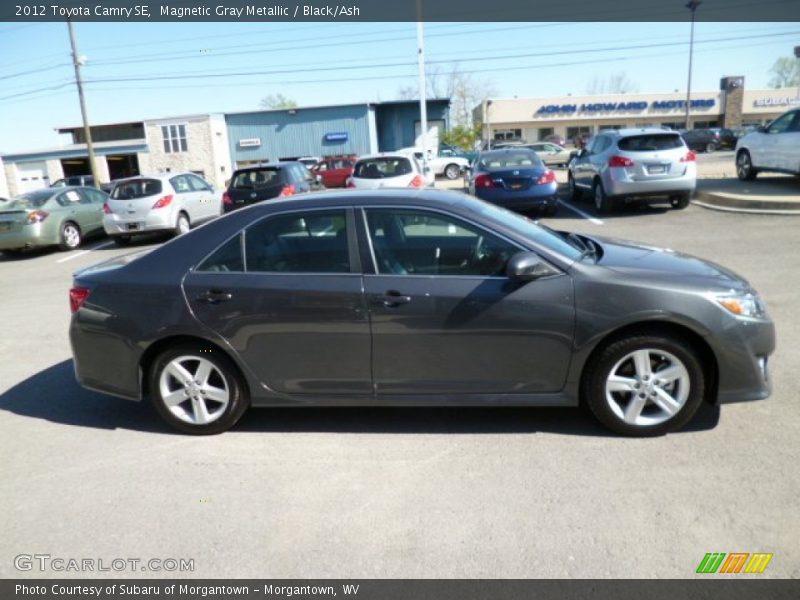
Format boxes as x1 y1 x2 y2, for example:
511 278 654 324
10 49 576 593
439 143 478 164
681 128 736 153
543 134 567 147
396 147 469 180
523 142 573 167
347 154 429 189
467 148 558 215
69 188 775 437
312 156 356 188
223 162 323 213
104 172 222 245
568 128 696 213
295 156 321 169
0 186 108 254
735 108 800 181
51 175 114 193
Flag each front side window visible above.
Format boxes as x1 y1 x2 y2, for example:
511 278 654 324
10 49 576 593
767 111 797 134
365 208 519 277
197 235 244 273
188 175 211 191
245 210 350 273
161 124 188 153
83 188 108 204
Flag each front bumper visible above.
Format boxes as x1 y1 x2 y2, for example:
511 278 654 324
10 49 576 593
710 316 775 404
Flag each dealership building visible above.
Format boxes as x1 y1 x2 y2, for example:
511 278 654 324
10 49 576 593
475 77 800 143
1 99 450 196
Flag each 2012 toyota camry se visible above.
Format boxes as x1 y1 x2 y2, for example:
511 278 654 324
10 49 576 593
69 189 775 436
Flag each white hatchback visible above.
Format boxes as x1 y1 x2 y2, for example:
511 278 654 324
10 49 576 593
346 155 429 189
735 108 800 180
104 172 222 245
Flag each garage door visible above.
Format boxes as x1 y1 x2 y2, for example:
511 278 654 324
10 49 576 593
15 161 49 194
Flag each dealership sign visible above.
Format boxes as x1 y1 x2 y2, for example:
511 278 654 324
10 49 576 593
535 98 715 115
324 132 349 142
238 138 262 148
753 97 800 107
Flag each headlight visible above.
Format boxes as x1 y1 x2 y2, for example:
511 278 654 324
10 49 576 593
713 291 767 318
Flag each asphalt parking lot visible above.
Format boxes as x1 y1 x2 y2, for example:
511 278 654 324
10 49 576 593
1 191 798 579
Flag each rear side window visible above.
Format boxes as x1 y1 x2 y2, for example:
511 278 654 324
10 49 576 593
618 134 684 152
232 169 282 190
197 235 244 272
354 158 412 179
111 179 162 199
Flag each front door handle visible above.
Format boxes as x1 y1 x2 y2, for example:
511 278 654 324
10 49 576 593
197 289 232 304
373 290 411 307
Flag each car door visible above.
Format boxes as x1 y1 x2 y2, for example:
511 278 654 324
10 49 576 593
56 189 96 233
78 187 107 234
360 206 575 395
183 207 372 396
776 110 800 172
187 174 219 220
169 175 199 222
757 111 795 169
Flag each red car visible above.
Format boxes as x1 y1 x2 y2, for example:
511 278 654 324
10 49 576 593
313 155 356 188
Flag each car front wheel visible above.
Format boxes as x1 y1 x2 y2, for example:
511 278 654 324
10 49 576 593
149 344 249 435
736 151 758 181
174 212 191 237
582 333 706 436
444 164 461 180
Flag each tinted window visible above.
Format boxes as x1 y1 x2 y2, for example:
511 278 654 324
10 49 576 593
618 134 684 151
245 210 349 273
354 157 413 179
479 150 542 169
197 235 244 272
768 111 797 134
232 169 282 189
365 209 519 277
111 179 162 199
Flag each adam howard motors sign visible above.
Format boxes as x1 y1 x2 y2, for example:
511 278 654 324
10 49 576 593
536 98 716 115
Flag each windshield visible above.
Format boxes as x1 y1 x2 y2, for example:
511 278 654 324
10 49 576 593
354 157 413 179
478 150 543 169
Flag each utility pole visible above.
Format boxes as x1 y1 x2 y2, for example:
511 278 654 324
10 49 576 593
67 20 100 188
416 0 429 174
684 1 701 130
485 99 493 150
795 45 800 105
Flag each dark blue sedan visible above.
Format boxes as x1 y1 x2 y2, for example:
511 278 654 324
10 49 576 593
468 148 559 215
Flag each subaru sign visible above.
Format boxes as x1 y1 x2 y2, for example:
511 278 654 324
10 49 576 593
324 132 348 142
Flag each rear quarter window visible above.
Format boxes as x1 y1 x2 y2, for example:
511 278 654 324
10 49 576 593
618 134 684 152
111 179 162 199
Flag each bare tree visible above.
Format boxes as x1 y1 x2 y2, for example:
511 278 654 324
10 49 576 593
586 72 639 94
259 93 299 109
768 57 800 88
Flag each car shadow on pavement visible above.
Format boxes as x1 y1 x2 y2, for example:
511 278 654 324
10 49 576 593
0 359 721 436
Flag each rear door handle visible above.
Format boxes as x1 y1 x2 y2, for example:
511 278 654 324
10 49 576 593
197 289 232 304
373 290 411 307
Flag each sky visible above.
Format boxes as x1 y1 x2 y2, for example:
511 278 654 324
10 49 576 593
0 20 797 153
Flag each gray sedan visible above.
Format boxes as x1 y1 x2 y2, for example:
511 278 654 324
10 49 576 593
69 189 774 436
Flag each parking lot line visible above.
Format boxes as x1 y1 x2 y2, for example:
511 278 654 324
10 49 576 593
559 201 604 225
55 241 114 264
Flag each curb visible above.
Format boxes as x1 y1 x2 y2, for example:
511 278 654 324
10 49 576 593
693 189 800 214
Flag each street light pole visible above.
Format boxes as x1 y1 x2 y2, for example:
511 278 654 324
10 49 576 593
416 0 429 171
485 99 493 150
684 0 701 130
67 20 100 188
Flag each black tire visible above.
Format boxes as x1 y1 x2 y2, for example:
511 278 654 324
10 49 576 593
543 203 559 217
568 172 582 201
705 142 716 154
670 194 690 209
58 221 82 251
582 332 706 436
173 212 191 237
443 163 461 180
112 235 132 247
592 179 612 214
736 150 758 181
148 343 249 435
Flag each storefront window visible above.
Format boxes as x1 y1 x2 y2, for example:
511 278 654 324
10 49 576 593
537 128 554 140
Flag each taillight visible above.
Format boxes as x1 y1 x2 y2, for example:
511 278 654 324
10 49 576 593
680 151 697 162
346 177 356 188
26 210 49 223
536 170 556 185
279 184 296 197
102 202 112 214
69 287 90 313
408 175 425 188
222 191 232 205
152 194 174 209
608 155 634 168
474 174 495 188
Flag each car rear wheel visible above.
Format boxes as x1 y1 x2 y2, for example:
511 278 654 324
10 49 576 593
59 222 82 251
444 164 461 180
174 212 191 237
705 142 716 153
582 333 705 436
736 151 758 181
568 173 582 201
670 194 690 209
149 344 249 435
593 180 612 213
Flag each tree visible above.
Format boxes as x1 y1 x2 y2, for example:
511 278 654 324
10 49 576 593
440 124 481 150
259 93 298 109
395 63 496 129
768 57 800 88
586 72 639 95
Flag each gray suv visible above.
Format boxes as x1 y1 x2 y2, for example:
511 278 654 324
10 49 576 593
568 129 697 213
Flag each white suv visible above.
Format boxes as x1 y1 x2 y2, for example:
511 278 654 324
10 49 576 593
735 109 800 180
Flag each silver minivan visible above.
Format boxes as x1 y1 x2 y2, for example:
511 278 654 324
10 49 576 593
104 172 222 245
568 129 697 213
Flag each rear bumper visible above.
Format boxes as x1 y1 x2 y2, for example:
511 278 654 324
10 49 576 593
0 224 57 249
103 211 174 235
710 316 775 404
604 168 696 198
475 182 559 210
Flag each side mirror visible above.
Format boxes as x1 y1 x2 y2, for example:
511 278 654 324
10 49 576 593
758 125 768 134
506 252 558 282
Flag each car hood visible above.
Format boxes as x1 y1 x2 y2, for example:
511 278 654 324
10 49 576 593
590 235 749 290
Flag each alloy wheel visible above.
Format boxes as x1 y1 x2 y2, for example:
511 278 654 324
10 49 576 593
737 153 752 180
158 356 230 425
63 224 81 249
